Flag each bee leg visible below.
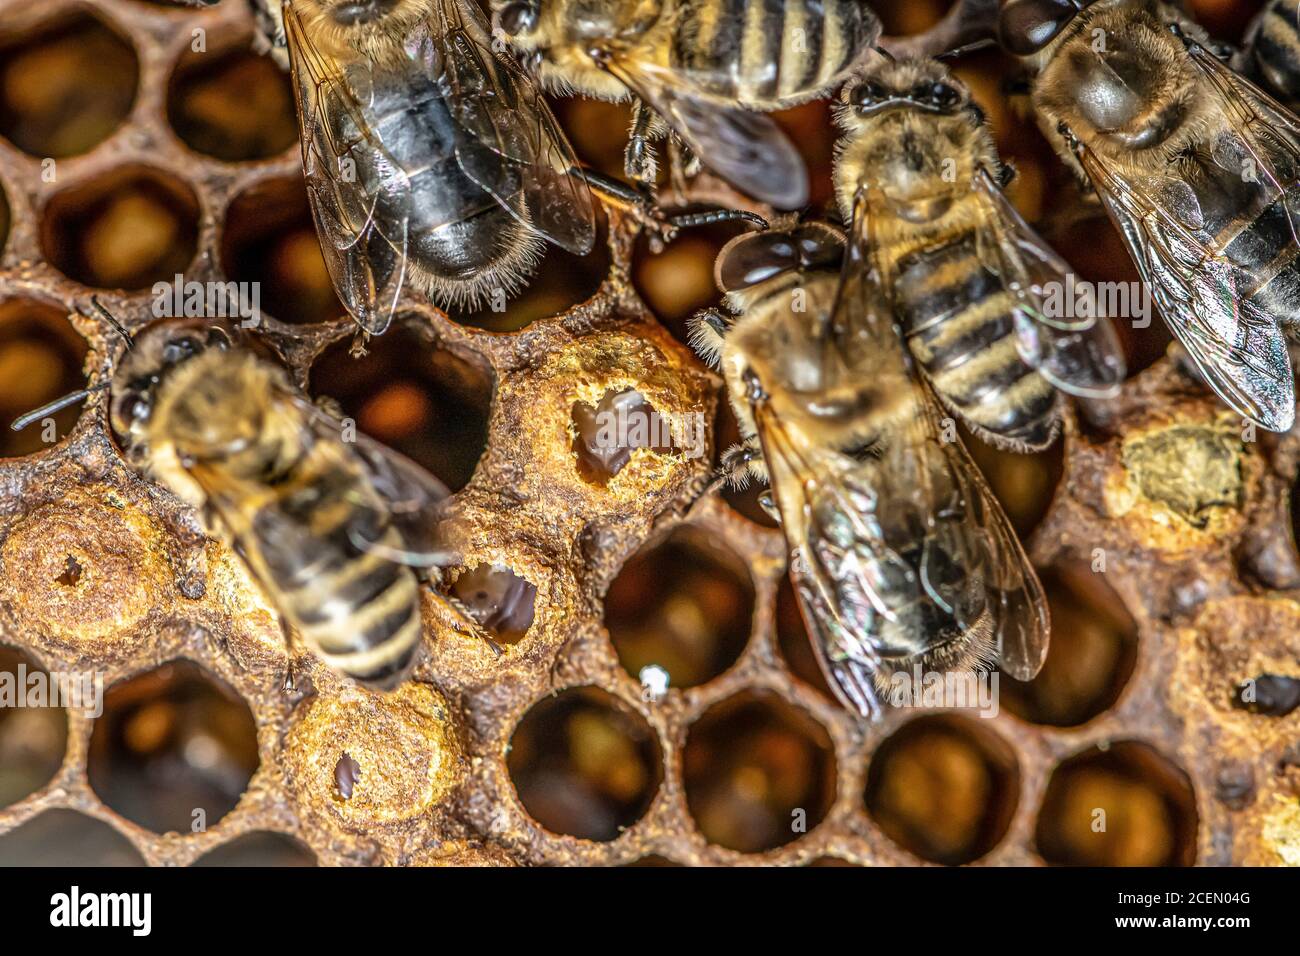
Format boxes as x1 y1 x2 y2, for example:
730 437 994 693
425 584 504 657
719 441 767 490
624 99 659 186
349 330 370 358
278 618 300 693
686 308 733 367
666 137 702 200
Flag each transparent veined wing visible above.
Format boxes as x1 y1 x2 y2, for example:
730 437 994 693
283 0 410 336
972 168 1127 398
286 389 457 569
1069 126 1296 430
596 56 810 210
429 0 596 255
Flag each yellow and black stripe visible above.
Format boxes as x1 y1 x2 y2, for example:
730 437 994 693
234 425 423 689
1247 0 1300 108
672 0 874 106
891 231 1059 451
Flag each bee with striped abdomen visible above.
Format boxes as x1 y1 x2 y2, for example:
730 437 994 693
15 308 472 689
689 221 1050 719
832 56 1125 452
280 0 758 346
1242 0 1300 111
490 0 882 209
1001 0 1300 432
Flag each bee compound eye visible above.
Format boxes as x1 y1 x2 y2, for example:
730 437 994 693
931 83 960 108
998 0 1083 56
498 1 539 35
717 234 799 292
161 335 201 366
850 80 887 109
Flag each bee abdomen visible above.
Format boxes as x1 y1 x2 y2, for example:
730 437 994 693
1247 0 1300 105
255 449 423 688
895 237 1058 449
675 0 874 105
1208 176 1300 326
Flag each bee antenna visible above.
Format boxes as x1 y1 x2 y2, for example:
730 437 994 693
11 383 108 432
873 45 896 62
89 296 134 349
935 38 997 61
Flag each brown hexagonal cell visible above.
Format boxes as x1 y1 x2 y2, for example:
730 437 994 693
310 324 492 491
605 526 755 690
1001 565 1138 727
0 0 1290 871
507 686 662 842
0 8 138 158
683 690 836 853
0 297 87 458
0 808 145 866
87 660 259 835
220 175 342 325
42 165 200 290
1035 741 1198 867
0 646 68 808
865 714 1019 865
166 40 296 162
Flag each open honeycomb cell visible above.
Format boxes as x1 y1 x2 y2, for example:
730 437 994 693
0 0 1295 870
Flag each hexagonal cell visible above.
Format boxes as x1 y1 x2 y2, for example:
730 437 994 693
1035 741 1198 866
167 40 296 162
451 214 611 333
507 686 662 842
683 690 836 853
0 297 88 458
1001 565 1138 727
0 646 68 808
0 10 138 158
961 423 1064 540
446 563 537 645
605 526 755 690
624 854 684 867
310 326 492 492
87 661 259 835
0 808 144 866
42 165 200 290
572 387 678 484
865 714 1019 865
221 176 342 325
191 831 316 867
775 573 835 703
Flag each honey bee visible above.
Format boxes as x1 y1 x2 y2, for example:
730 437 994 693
832 57 1126 452
14 306 471 689
489 0 882 209
281 0 758 341
1242 0 1300 111
1000 0 1300 432
689 222 1049 719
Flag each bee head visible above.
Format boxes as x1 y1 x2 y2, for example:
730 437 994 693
997 0 1092 57
715 222 844 294
109 319 236 449
843 57 967 119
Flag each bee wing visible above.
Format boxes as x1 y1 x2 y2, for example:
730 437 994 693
1064 42 1300 429
766 195 1048 719
971 168 1127 398
283 1 410 336
430 0 596 255
597 57 809 209
1075 137 1295 430
285 389 457 569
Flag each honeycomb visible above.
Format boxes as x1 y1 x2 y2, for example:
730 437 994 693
0 0 1296 867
